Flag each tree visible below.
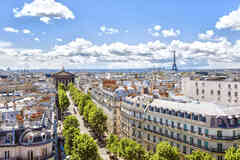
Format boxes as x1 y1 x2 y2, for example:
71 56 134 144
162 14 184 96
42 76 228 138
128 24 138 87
88 107 107 139
71 134 101 160
225 147 240 160
106 134 119 157
78 94 91 115
186 150 215 160
63 115 79 133
118 138 147 160
58 86 70 120
83 100 96 122
152 142 180 160
63 127 80 156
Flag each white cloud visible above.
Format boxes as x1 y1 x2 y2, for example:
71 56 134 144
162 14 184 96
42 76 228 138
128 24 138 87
34 37 40 41
148 25 162 37
216 7 240 30
56 38 63 42
13 0 75 24
22 29 31 34
154 25 161 31
198 30 214 40
100 25 119 35
162 28 181 37
1 36 240 69
3 27 19 33
151 32 160 37
40 17 51 24
0 41 12 48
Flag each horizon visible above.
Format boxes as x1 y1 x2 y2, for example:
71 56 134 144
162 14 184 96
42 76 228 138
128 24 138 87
1 0 240 69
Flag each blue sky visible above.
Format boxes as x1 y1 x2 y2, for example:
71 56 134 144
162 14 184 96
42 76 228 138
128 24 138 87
1 0 240 69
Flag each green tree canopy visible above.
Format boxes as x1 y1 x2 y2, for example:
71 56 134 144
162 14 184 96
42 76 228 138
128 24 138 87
88 107 107 138
186 150 215 160
78 94 91 115
63 127 80 156
58 87 69 113
71 133 101 160
83 100 96 122
225 147 240 160
118 138 147 160
63 115 79 133
106 134 119 156
152 142 180 160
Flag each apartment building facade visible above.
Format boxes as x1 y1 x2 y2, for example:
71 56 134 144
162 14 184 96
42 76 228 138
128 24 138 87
182 77 240 105
120 96 240 160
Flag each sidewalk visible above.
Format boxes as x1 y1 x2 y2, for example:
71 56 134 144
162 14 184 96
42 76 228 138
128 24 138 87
66 92 110 160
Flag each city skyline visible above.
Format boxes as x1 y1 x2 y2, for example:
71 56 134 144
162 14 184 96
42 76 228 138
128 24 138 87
1 0 240 69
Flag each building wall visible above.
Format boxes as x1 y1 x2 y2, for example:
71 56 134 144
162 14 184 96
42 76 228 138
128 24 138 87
0 142 53 160
182 77 240 106
119 102 240 160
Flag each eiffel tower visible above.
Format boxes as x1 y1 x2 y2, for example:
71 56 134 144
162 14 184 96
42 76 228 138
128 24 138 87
172 50 178 71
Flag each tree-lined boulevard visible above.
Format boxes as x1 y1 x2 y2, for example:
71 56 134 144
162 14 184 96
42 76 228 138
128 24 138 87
57 83 240 160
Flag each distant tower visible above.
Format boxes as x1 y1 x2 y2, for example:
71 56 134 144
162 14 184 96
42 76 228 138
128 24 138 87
172 50 178 71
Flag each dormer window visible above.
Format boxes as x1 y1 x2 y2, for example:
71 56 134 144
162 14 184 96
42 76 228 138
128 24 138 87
228 84 231 89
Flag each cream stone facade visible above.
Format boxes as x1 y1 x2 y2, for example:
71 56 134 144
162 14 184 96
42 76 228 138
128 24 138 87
0 142 52 160
182 77 240 105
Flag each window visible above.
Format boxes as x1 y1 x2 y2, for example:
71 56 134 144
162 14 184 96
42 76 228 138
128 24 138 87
196 89 199 95
165 120 168 126
235 84 238 89
218 84 221 88
153 117 157 122
159 128 162 134
235 92 238 97
177 123 181 129
195 82 198 87
160 118 163 124
165 129 168 136
210 90 214 95
218 90 221 96
171 121 175 128
233 130 236 137
190 137 193 145
217 143 223 152
204 141 208 149
153 126 156 132
177 133 180 140
228 91 231 97
171 131 174 138
198 127 202 135
28 151 33 160
184 124 188 131
205 129 208 136
191 125 194 133
4 151 9 160
183 146 187 154
197 139 202 147
183 135 187 143
228 84 231 89
217 131 222 138
202 89 205 94
153 136 156 143
147 134 150 140
217 156 223 160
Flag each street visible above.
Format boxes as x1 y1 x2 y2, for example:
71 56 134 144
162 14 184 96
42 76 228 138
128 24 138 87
66 92 110 160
